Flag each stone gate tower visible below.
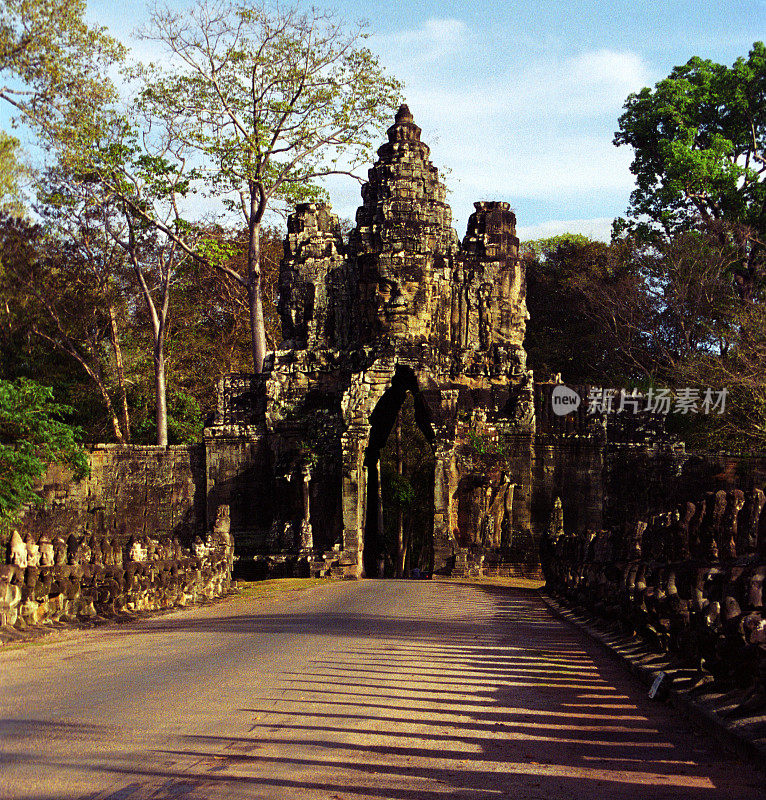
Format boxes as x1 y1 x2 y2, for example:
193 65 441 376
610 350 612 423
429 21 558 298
205 105 537 578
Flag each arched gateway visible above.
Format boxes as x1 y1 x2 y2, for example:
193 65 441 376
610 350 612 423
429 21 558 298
204 105 535 578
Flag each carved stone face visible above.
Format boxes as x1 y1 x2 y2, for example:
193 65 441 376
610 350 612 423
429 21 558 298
53 537 67 566
39 537 54 568
25 535 40 568
361 266 433 338
129 539 144 563
9 531 27 569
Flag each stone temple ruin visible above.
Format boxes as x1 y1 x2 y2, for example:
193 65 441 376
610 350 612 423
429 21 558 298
9 104 762 593
205 105 535 578
205 104 678 579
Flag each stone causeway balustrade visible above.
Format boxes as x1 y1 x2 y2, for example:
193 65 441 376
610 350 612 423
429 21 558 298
542 490 766 708
1 507 234 634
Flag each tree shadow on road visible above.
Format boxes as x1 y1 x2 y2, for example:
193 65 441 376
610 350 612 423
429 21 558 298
7 583 766 799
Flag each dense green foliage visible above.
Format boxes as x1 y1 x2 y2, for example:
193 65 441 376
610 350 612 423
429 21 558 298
0 377 88 538
523 227 766 451
526 41 766 452
0 215 285 443
0 132 32 215
615 42 766 295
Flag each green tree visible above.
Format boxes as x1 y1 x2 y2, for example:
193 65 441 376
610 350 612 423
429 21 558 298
523 237 649 384
520 233 592 259
136 0 402 372
0 211 134 443
0 0 124 141
614 42 766 296
0 131 31 215
0 377 88 541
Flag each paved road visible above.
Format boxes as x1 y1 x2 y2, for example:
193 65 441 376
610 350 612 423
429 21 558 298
1 580 764 800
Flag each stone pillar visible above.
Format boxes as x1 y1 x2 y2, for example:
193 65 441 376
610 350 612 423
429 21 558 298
340 429 366 578
300 464 313 551
432 446 456 574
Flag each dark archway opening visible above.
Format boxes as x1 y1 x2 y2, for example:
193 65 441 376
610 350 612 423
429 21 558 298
363 365 436 578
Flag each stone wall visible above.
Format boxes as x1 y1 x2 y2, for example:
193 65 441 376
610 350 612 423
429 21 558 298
533 437 604 536
1 507 234 634
17 444 205 547
542 485 766 709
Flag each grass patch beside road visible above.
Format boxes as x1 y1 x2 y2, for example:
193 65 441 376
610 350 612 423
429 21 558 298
229 577 334 603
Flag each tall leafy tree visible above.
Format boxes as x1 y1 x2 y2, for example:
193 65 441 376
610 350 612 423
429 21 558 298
522 236 649 385
0 377 88 542
136 0 402 372
614 42 766 296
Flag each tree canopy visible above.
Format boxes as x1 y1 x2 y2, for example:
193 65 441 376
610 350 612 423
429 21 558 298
136 0 403 371
0 377 88 539
0 131 31 215
615 42 766 294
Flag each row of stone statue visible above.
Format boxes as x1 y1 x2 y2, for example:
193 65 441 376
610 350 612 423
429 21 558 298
5 529 221 570
553 488 766 569
1 507 234 632
541 490 766 709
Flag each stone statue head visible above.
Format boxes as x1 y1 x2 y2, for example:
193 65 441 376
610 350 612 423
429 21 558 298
53 536 67 566
38 535 54 568
359 266 436 338
351 105 456 343
192 535 208 559
747 565 766 608
128 536 145 563
25 534 40 568
9 531 27 569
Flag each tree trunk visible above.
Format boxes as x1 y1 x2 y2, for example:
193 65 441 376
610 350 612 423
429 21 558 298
396 415 404 579
154 335 168 447
33 326 125 444
248 220 267 373
94 376 125 444
107 304 130 442
403 518 413 577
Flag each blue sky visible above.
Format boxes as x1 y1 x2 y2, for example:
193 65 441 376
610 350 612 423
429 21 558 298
64 1 766 239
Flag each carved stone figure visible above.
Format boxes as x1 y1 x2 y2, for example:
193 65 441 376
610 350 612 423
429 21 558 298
53 536 67 566
38 535 54 568
128 536 145 563
740 489 765 555
720 490 745 560
9 531 27 569
25 534 40 568
192 536 209 560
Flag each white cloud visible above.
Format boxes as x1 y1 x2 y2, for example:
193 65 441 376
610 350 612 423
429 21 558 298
371 18 469 66
516 217 615 243
355 40 656 230
559 49 653 111
398 48 653 125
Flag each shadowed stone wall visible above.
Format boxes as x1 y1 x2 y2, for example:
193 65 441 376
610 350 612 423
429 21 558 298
16 445 205 547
